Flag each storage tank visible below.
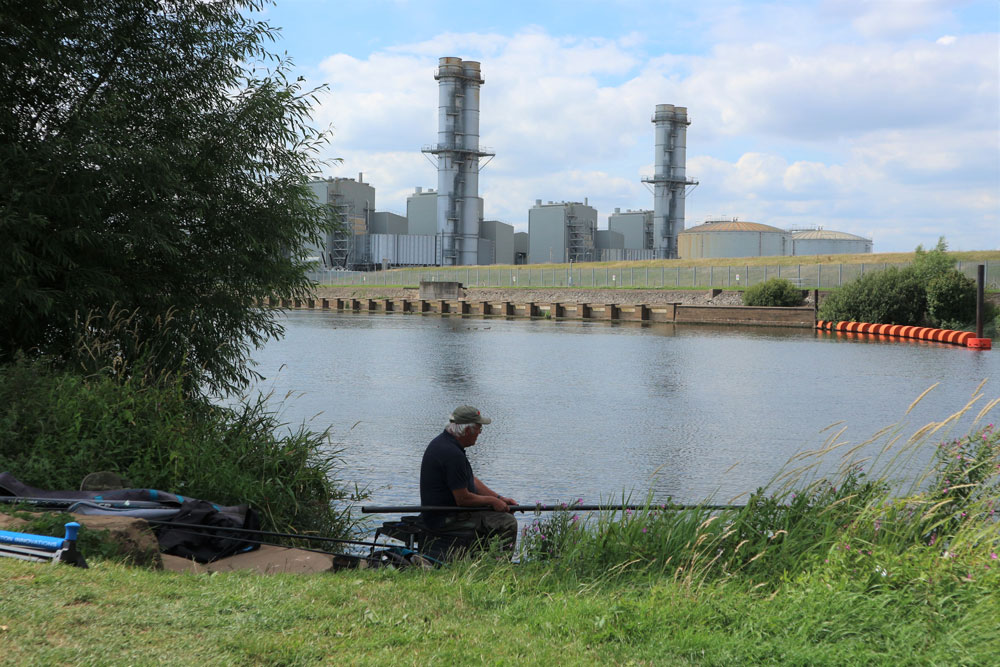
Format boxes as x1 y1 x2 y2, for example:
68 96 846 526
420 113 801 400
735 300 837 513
678 219 790 259
791 229 873 255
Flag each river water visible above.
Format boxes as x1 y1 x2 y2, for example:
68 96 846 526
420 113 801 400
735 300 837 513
246 311 999 513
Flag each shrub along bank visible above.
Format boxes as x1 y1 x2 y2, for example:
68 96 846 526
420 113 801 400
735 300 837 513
0 359 359 540
818 238 995 333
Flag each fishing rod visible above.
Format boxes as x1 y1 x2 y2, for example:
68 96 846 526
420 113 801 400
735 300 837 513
362 503 745 513
143 519 386 549
0 496 178 510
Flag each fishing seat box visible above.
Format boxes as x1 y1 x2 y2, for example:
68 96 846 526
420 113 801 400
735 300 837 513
373 515 476 562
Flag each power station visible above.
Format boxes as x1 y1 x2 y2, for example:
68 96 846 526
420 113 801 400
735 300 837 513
303 58 871 268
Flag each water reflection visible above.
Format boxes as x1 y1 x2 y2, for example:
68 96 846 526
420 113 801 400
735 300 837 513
249 311 1000 512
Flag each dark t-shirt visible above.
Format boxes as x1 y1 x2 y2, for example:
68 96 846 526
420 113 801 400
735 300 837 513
419 430 475 528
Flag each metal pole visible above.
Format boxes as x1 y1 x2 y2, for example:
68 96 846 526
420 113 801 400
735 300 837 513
977 264 985 338
361 503 744 514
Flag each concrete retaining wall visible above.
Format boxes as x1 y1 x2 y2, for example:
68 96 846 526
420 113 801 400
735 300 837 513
269 297 816 328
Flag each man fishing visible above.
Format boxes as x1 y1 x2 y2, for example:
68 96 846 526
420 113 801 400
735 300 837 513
419 405 518 553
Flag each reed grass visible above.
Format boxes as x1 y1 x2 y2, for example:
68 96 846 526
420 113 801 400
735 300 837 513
517 387 1000 596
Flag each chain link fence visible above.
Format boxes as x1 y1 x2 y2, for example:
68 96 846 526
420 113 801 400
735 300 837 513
307 260 998 291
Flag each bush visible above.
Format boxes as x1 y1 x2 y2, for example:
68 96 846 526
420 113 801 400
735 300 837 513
0 359 362 541
910 237 955 285
818 266 927 325
742 278 804 307
926 270 976 328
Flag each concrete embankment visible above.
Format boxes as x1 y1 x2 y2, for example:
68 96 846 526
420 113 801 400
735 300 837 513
299 286 817 328
312 286 752 307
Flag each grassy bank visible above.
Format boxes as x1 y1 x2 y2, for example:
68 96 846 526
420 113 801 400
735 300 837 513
1 552 996 665
3 400 998 664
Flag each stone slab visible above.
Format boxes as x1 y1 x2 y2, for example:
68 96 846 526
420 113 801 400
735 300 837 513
162 545 339 575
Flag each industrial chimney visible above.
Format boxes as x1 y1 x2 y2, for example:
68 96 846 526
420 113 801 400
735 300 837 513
642 104 697 259
422 57 494 266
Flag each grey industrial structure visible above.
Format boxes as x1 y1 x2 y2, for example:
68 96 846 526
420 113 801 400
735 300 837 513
678 219 790 259
305 175 375 268
608 208 653 251
301 60 872 268
790 228 873 255
421 57 494 266
642 104 698 259
528 200 598 264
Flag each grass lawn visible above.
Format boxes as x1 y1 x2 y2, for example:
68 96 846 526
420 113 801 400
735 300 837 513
1 554 997 666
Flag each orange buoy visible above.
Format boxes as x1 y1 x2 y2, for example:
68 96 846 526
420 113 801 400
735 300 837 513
967 338 992 350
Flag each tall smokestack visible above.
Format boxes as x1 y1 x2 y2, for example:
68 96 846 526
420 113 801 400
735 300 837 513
422 57 494 265
643 104 697 259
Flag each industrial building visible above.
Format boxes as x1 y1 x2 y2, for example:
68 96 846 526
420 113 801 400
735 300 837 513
306 175 375 268
514 232 528 264
369 212 406 235
528 200 597 264
405 187 438 236
608 209 653 250
480 220 514 264
790 228 872 255
642 104 697 259
421 57 494 266
678 219 790 259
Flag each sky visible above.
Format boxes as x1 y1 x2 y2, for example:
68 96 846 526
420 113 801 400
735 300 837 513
254 0 999 252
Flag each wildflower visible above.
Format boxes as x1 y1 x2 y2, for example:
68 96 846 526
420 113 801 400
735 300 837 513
642 527 648 534
991 553 998 560
928 534 937 546
625 509 633 516
570 514 579 523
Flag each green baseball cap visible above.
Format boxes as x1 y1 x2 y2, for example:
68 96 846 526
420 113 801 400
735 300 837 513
450 405 491 425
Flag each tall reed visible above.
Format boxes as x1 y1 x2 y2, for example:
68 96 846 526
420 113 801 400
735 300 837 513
519 387 1000 594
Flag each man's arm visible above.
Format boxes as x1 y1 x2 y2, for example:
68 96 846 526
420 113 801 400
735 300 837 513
452 486 509 512
475 476 517 507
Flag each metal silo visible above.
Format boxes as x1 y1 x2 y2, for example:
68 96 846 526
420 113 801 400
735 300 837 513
422 57 494 266
790 229 873 255
678 219 790 259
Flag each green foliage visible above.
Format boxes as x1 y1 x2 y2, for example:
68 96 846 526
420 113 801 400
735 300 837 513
0 359 362 540
741 277 804 307
0 0 338 396
910 237 956 284
818 265 927 324
926 269 977 328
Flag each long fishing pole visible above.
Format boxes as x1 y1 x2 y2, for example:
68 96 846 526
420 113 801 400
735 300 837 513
362 503 744 513
143 519 386 549
0 496 177 510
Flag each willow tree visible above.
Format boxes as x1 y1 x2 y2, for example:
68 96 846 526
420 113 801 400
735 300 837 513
0 0 336 395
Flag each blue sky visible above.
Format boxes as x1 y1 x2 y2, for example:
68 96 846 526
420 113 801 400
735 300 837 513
256 0 999 252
